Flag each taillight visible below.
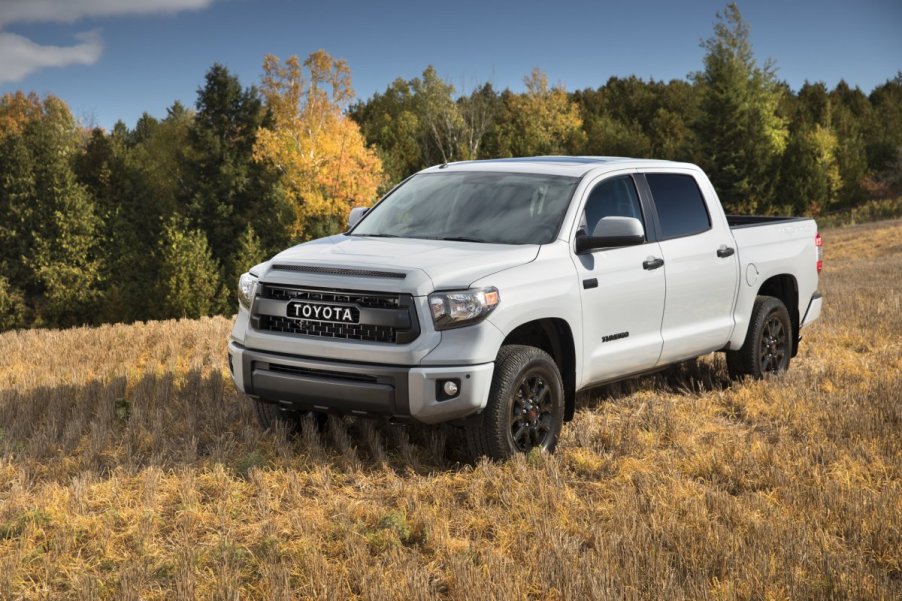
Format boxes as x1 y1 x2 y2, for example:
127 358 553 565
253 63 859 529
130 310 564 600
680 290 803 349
815 232 823 274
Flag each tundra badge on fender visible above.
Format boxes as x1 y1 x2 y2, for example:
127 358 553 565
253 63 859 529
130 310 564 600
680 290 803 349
602 331 629 343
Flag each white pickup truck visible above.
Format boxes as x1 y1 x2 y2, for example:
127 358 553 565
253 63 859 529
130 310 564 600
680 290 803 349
228 157 823 459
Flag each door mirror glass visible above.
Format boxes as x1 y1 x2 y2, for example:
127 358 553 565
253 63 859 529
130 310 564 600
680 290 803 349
576 216 645 253
347 206 368 229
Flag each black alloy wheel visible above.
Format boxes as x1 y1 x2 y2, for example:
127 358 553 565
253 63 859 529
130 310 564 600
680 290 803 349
759 314 788 374
466 345 565 460
510 373 556 452
726 295 793 379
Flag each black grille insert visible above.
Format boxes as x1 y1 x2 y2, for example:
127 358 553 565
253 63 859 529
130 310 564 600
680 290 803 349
259 315 397 343
255 284 419 344
265 286 401 309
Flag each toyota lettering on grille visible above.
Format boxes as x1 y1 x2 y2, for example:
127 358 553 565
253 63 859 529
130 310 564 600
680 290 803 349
286 301 359 324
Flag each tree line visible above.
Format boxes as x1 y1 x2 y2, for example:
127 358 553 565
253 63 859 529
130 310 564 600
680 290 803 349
0 4 900 331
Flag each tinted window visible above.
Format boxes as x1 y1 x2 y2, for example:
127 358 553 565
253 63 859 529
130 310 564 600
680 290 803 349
582 176 644 237
352 172 579 245
646 174 711 239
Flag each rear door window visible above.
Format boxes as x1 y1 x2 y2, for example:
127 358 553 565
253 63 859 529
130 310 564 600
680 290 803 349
646 174 711 239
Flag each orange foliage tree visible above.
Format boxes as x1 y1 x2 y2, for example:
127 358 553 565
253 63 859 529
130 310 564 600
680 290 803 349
0 91 44 139
254 50 383 239
505 68 585 156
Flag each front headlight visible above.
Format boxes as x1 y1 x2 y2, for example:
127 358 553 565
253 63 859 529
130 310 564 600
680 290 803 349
428 287 500 330
237 272 258 309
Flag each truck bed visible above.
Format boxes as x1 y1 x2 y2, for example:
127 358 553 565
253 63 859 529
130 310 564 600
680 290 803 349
727 215 812 229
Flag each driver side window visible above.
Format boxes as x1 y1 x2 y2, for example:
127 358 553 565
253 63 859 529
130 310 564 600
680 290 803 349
582 176 645 238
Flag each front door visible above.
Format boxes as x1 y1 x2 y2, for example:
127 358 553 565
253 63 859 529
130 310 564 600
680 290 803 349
574 174 666 386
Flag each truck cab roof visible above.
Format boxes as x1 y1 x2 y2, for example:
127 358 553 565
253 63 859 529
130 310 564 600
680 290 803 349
420 156 699 178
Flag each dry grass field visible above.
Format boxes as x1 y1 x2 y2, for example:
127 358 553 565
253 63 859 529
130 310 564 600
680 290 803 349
0 220 900 600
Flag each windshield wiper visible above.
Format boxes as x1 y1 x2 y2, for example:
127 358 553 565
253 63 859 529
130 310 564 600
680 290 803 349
351 233 400 238
435 236 489 243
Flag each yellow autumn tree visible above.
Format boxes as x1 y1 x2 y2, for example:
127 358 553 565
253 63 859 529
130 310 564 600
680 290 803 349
254 50 383 239
502 68 585 157
0 91 44 139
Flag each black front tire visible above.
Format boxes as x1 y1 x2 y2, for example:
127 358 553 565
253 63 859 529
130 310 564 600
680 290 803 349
726 295 792 379
253 399 327 434
466 345 565 461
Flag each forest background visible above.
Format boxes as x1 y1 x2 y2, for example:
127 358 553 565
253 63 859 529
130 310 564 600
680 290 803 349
0 4 899 330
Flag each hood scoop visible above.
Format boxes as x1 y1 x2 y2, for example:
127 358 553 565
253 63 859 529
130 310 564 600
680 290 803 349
270 264 407 280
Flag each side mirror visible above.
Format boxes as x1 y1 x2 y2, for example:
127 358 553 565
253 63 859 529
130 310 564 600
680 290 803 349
347 206 369 229
575 216 645 254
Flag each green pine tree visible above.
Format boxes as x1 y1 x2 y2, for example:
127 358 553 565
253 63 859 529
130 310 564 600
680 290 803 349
582 114 652 158
184 64 292 303
863 74 902 193
830 82 870 206
157 215 223 319
349 77 426 185
20 97 103 327
28 183 103 327
229 224 265 292
116 109 191 321
0 132 36 293
695 3 788 213
776 82 843 215
777 125 841 214
0 275 26 331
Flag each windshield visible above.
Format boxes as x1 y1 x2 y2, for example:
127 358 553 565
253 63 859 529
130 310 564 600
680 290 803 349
350 171 579 245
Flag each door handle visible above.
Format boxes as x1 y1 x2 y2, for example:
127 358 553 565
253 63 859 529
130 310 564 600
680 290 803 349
717 246 735 258
643 257 664 270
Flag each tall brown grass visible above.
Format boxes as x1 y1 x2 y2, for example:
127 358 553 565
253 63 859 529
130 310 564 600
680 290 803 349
0 220 899 600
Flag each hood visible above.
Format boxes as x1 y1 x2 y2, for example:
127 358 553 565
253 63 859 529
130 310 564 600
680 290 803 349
264 235 539 295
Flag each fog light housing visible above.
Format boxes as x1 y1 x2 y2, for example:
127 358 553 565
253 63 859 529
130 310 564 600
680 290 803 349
436 378 461 401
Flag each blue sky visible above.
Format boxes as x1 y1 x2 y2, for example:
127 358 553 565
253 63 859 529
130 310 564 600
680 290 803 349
1 0 899 129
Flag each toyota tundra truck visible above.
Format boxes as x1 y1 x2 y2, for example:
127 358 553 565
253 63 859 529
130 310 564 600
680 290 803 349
228 157 824 459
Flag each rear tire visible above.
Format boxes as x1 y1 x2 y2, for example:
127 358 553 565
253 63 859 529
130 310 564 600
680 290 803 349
253 399 327 434
726 295 792 379
466 345 564 461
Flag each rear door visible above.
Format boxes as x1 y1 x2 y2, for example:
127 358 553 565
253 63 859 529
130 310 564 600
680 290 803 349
573 173 666 385
642 171 739 364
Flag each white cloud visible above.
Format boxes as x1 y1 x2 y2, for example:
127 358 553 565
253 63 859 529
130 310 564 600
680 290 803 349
0 0 216 84
0 30 103 84
0 0 215 27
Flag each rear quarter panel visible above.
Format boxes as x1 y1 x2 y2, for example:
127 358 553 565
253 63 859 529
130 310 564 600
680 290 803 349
728 219 820 349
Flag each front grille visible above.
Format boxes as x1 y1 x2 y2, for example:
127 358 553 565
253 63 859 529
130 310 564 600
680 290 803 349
266 286 400 309
255 284 419 344
259 315 397 343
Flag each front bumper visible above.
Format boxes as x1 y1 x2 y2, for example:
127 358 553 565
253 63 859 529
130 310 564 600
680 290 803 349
228 341 494 424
